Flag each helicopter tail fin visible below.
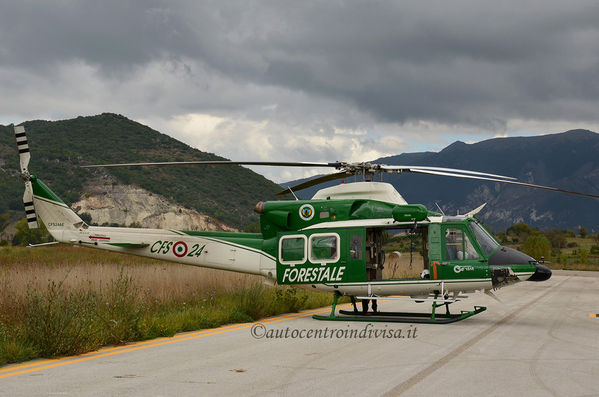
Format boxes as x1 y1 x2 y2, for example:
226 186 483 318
29 175 84 241
14 125 83 242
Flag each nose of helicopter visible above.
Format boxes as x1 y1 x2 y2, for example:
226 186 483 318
527 263 552 281
488 246 552 282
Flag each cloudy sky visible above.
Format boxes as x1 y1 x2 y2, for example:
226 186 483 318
2 1 599 182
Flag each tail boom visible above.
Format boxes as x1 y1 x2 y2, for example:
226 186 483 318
30 176 275 277
15 122 275 279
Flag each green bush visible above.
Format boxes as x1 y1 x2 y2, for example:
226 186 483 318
96 270 143 345
25 281 101 357
272 287 309 314
233 283 271 320
0 323 37 366
522 235 551 260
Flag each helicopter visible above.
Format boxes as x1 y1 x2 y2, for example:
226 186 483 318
12 125 599 323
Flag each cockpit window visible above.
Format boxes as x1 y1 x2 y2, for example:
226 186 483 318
469 222 500 256
445 228 479 260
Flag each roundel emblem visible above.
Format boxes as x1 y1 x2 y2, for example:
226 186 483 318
299 204 315 221
173 241 188 257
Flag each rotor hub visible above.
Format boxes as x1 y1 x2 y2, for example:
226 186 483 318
20 170 31 181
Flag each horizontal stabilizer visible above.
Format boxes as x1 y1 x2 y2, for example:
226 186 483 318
27 241 59 248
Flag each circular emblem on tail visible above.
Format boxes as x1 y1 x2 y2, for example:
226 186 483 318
173 241 188 257
299 204 315 221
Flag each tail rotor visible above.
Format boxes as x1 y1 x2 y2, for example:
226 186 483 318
14 125 39 229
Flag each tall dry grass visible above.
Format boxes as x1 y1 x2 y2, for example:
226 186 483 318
0 245 261 304
0 245 334 365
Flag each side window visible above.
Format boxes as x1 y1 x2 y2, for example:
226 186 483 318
445 228 479 260
309 233 340 264
279 235 307 266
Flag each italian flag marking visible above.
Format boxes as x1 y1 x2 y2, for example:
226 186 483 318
173 241 188 257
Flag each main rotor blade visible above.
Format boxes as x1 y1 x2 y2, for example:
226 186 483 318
82 161 339 168
409 168 599 199
381 165 517 180
80 158 599 199
276 171 354 196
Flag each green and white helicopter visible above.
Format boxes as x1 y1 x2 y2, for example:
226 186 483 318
13 125 599 323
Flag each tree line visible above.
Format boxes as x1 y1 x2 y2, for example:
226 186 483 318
495 223 598 264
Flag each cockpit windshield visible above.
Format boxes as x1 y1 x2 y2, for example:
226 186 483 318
469 221 500 256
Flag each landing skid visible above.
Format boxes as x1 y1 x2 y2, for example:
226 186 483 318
312 294 486 324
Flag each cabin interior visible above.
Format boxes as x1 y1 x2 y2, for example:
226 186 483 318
369 225 429 281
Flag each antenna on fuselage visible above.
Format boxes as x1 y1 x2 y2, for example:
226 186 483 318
284 186 299 200
435 202 446 216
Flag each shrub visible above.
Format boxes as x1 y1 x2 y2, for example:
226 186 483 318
522 235 551 260
0 323 37 365
96 270 143 345
272 287 309 314
234 283 270 320
25 281 101 357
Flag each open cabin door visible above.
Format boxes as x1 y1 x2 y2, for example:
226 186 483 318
381 225 429 280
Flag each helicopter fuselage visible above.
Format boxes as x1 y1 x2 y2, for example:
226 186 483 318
31 177 549 300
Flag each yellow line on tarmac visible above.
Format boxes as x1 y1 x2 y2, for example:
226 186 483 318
0 320 248 375
0 303 351 379
0 320 254 375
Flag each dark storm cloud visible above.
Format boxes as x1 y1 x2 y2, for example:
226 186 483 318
246 1 599 125
1 0 599 128
0 1 200 73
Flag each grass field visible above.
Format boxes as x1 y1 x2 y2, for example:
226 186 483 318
0 245 335 366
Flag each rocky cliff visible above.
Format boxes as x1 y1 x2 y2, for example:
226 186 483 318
72 179 236 231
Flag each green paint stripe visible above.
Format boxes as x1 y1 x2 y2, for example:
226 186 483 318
179 230 262 239
31 176 66 204
106 243 149 248
199 235 276 261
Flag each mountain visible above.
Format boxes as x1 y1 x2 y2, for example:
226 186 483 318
285 130 599 232
0 113 281 230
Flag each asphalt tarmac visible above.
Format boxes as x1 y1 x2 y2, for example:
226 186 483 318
2 270 598 396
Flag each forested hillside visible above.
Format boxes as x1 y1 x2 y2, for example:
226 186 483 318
0 113 280 229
